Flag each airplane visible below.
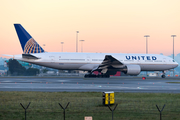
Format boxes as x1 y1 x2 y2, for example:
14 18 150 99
7 24 179 78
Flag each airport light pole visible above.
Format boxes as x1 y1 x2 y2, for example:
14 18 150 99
144 35 150 77
79 40 85 52
171 35 176 77
61 42 64 52
76 31 79 52
144 35 150 54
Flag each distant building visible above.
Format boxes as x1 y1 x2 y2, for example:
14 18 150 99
0 57 8 66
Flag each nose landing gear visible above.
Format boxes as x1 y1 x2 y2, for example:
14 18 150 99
161 71 166 78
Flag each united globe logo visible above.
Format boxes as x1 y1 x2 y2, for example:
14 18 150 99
24 38 44 54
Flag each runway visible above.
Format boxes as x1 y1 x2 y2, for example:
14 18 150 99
0 76 180 93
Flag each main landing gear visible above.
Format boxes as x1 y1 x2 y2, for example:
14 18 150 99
84 74 110 78
161 71 166 78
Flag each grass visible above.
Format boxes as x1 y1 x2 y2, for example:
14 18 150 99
167 82 180 84
0 91 180 120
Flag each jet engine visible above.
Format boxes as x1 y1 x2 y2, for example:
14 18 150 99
123 65 141 75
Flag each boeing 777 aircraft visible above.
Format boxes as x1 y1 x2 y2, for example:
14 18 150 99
7 24 178 78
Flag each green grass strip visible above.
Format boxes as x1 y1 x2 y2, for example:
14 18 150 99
167 82 180 84
0 92 180 120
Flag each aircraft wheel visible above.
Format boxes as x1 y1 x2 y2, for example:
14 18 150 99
103 74 110 78
106 75 110 78
161 75 165 78
84 74 88 78
102 75 106 78
97 75 102 78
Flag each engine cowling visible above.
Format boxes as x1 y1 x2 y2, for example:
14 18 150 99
124 65 141 75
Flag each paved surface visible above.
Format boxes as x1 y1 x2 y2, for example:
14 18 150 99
0 76 180 93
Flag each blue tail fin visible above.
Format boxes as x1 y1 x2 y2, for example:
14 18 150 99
14 24 45 54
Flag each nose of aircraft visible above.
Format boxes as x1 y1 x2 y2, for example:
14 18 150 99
174 61 179 68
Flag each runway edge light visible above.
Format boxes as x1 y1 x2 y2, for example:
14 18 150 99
102 91 115 105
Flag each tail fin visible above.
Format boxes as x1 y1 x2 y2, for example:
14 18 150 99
14 24 45 54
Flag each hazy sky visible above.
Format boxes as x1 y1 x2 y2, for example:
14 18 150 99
0 0 180 57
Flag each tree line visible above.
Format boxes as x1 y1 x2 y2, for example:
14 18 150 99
7 59 39 76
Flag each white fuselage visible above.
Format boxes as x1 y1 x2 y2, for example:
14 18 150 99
14 52 178 72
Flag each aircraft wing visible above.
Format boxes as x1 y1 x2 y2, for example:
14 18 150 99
92 55 125 73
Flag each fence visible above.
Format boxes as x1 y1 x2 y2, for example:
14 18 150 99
0 97 180 120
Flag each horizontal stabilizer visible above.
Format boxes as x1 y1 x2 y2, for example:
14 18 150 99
2 54 14 57
22 54 40 59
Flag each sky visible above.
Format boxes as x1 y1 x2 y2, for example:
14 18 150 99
0 0 180 57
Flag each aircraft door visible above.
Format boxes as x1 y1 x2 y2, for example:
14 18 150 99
163 58 167 64
49 56 55 63
86 55 91 63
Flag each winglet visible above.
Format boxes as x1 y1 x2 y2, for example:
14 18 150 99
14 24 44 54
